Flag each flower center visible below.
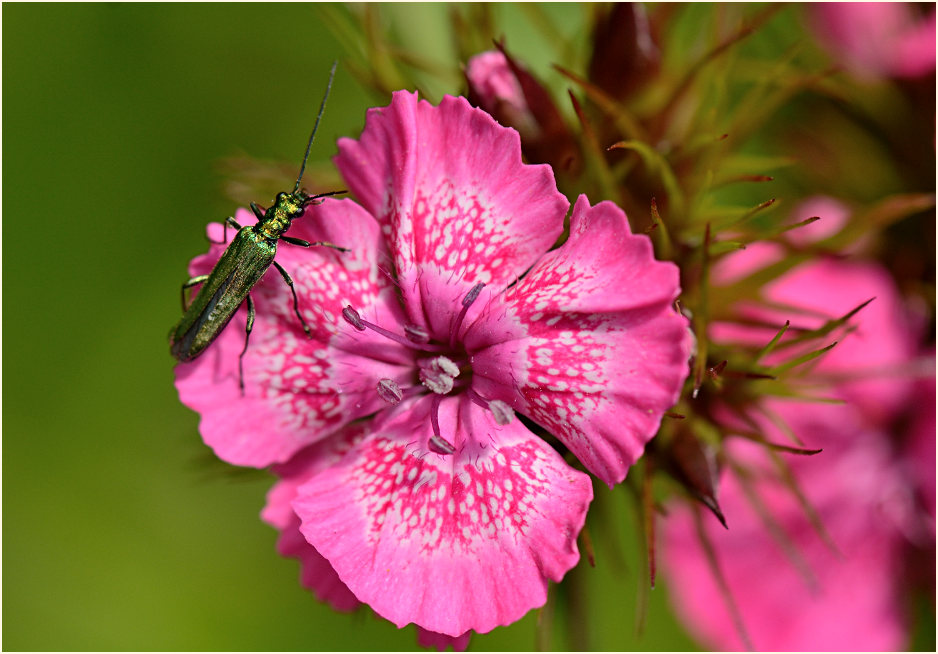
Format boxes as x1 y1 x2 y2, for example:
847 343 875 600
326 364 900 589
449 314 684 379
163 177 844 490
342 282 513 454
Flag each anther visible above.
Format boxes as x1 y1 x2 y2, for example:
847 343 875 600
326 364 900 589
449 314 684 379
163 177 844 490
376 378 403 404
429 434 456 455
404 323 430 344
342 305 365 331
467 389 515 425
437 357 460 377
428 395 456 455
488 399 514 426
342 305 445 352
462 282 485 307
451 282 486 348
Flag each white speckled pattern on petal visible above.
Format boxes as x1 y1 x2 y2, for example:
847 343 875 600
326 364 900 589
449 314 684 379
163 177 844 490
292 396 592 637
336 92 569 325
467 196 692 485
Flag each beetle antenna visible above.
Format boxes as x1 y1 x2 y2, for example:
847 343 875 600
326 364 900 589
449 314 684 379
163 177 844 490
293 60 338 194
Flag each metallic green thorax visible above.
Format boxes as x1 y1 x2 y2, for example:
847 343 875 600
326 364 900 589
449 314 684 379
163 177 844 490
257 192 307 239
169 191 316 363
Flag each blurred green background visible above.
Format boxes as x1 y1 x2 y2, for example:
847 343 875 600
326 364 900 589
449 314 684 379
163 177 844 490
3 3 698 650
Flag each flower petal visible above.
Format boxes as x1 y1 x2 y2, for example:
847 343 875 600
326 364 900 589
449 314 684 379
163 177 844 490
262 427 368 612
335 91 569 309
263 434 478 648
810 2 936 79
468 196 692 485
292 396 592 636
174 203 413 467
905 373 936 525
762 259 917 420
262 424 369 528
262 197 391 343
274 516 362 613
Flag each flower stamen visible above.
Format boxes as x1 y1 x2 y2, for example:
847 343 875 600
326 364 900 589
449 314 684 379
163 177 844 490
404 323 430 344
450 282 486 348
488 399 515 426
467 388 515 425
343 305 445 352
342 305 365 330
428 395 456 454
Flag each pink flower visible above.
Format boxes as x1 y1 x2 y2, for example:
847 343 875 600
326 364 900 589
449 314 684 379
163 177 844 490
663 224 934 650
176 91 692 637
720 258 918 421
663 400 914 651
811 2 937 79
711 198 919 423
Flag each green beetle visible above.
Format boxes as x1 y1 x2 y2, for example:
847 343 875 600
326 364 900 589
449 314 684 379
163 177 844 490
170 62 345 392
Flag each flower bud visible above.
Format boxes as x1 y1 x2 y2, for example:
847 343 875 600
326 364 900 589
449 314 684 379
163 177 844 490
588 3 660 102
660 427 726 528
465 51 536 135
465 47 580 175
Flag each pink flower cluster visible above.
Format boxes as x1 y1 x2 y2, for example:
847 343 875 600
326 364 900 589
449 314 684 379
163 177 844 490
175 91 692 645
663 198 935 650
811 2 936 80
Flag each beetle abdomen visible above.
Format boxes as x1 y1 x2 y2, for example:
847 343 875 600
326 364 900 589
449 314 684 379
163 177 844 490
170 228 277 362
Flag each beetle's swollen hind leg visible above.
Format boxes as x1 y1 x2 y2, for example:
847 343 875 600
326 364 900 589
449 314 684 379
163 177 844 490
272 261 312 338
181 274 210 311
208 216 242 245
238 295 256 396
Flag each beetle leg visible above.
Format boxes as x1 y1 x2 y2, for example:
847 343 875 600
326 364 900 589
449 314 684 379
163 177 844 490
239 295 256 396
223 216 242 243
181 274 210 311
281 235 349 253
250 202 266 221
208 216 242 245
280 235 311 247
272 260 312 338
303 189 347 204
